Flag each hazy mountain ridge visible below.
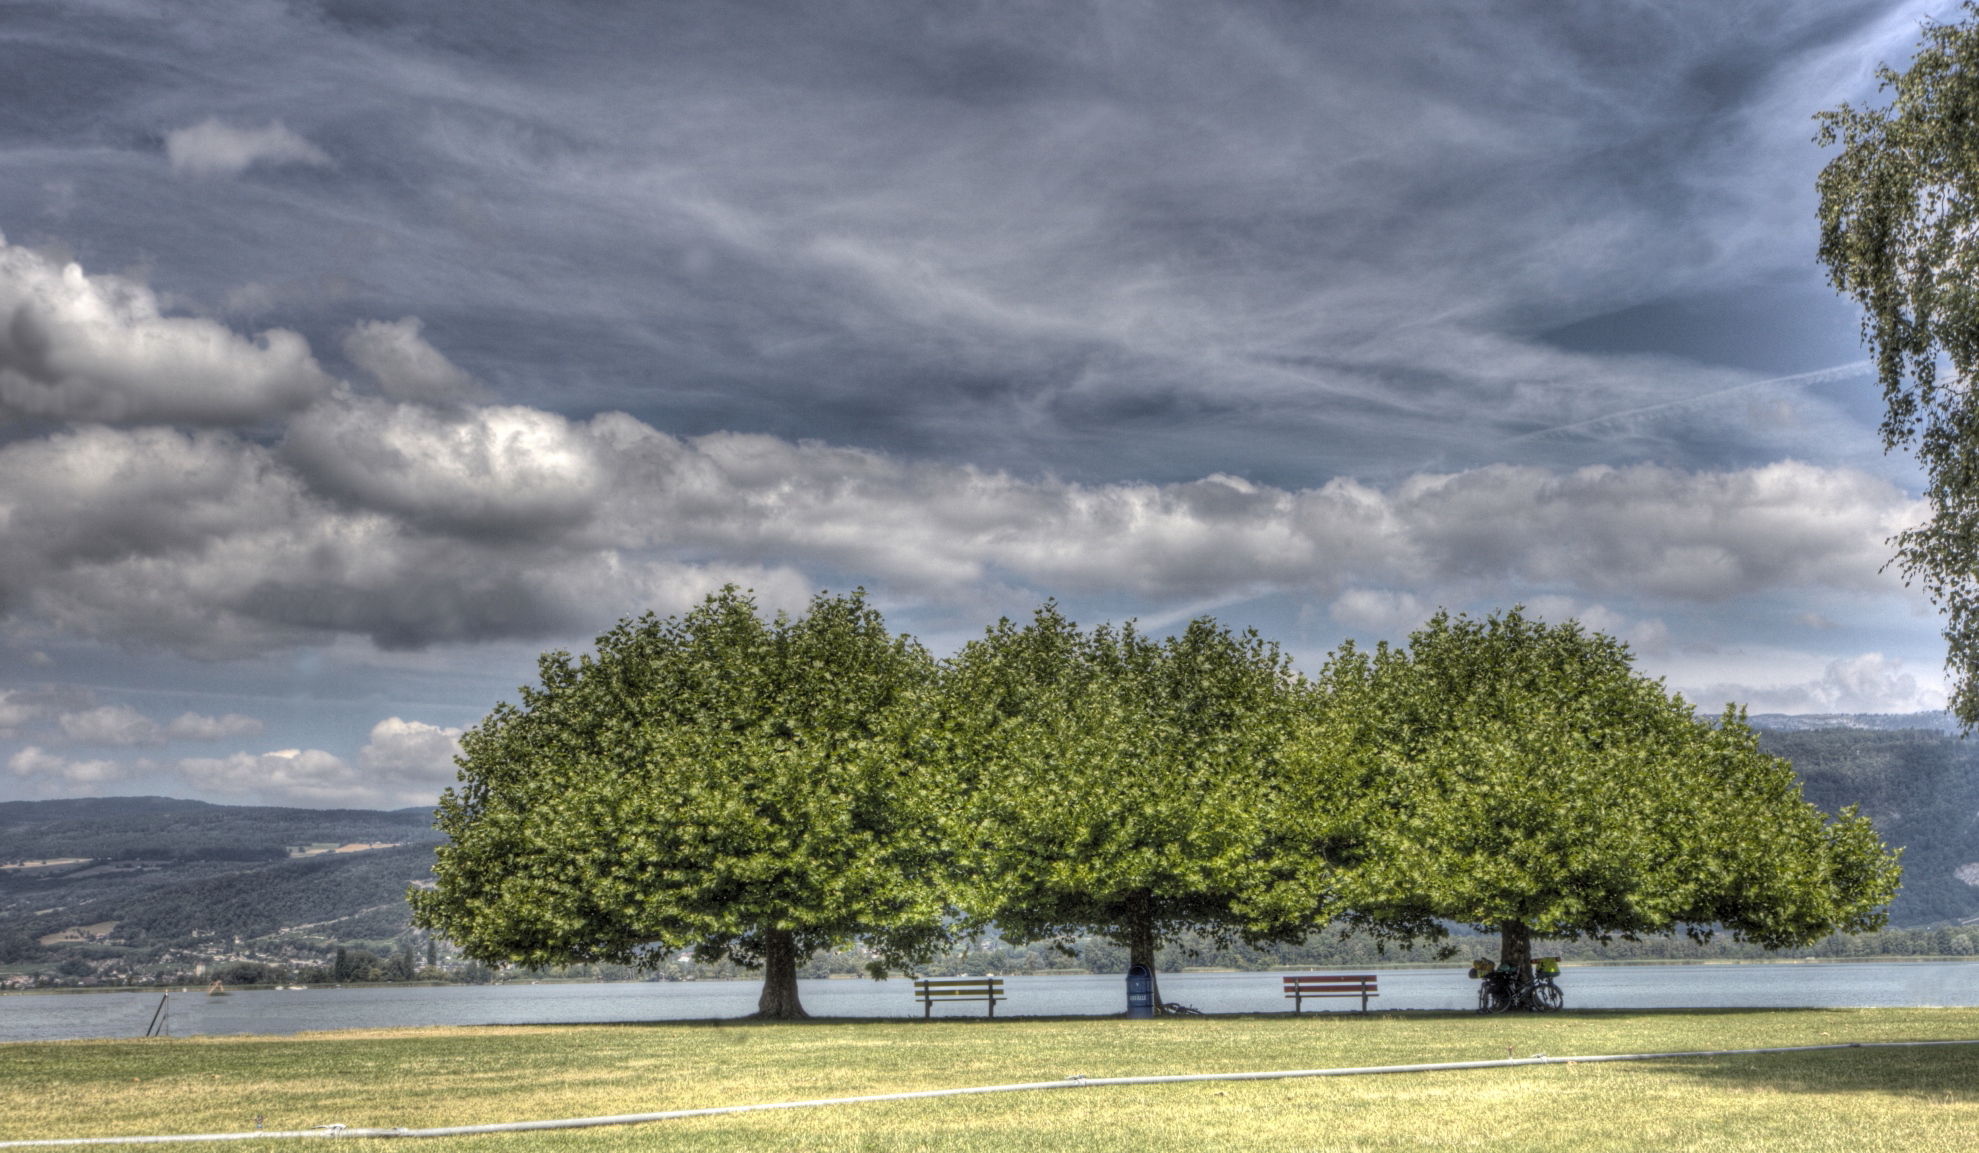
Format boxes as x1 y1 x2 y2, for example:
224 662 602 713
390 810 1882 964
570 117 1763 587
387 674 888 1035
0 796 441 863
1746 712 1964 734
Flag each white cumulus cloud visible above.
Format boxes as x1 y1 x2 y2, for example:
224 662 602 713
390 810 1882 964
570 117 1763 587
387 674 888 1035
357 717 463 786
55 704 264 746
0 237 335 424
164 118 330 176
7 745 128 784
1328 589 1430 634
0 690 44 737
58 704 164 747
178 727 455 807
164 712 264 741
0 237 1931 660
0 406 1925 656
1693 653 1948 715
342 317 480 402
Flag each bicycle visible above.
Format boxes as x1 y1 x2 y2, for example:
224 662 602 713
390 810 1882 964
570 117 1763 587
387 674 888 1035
1471 957 1564 1013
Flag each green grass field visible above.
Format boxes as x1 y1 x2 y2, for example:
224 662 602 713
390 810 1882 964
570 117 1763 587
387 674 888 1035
5 1010 1979 1152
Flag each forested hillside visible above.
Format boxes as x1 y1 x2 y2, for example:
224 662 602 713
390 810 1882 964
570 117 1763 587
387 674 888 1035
1752 726 1979 926
0 798 441 970
11 843 435 949
0 796 439 862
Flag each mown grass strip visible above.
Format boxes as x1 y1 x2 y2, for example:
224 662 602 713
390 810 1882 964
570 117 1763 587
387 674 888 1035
6 1010 1979 1152
6 1039 1979 1148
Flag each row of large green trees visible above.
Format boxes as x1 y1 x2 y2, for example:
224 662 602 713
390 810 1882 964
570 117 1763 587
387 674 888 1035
411 589 1900 1018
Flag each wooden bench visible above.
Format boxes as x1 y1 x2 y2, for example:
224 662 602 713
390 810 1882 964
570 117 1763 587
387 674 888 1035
914 977 1004 1018
1283 973 1378 1012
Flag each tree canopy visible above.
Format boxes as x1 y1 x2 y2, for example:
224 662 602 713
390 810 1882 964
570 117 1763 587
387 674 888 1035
1816 4 1979 724
409 587 948 1018
416 593 1903 1015
933 606 1343 1008
1318 609 1902 972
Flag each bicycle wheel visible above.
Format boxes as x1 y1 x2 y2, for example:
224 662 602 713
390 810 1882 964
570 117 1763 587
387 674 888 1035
1478 976 1512 1013
1531 979 1563 1012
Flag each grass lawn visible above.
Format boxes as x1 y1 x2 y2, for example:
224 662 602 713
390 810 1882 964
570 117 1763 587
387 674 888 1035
5 1009 1979 1152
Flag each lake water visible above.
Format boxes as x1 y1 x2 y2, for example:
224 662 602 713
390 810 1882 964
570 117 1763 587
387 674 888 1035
5 962 1977 1043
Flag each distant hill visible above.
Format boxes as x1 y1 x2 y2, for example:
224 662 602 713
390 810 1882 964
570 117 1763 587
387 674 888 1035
1746 711 1963 734
12 843 437 948
1752 726 1979 926
0 797 442 961
0 795 440 863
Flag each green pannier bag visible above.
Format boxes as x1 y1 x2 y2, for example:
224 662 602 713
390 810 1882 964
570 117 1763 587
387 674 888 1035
1535 957 1560 977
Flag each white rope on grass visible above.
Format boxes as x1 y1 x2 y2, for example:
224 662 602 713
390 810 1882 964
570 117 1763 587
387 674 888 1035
3 1038 1974 1146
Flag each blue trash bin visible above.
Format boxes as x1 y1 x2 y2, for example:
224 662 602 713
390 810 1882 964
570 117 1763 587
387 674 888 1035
1126 964 1155 1018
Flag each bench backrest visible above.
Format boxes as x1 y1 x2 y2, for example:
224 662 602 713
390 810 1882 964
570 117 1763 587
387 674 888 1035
1283 974 1377 990
914 978 1003 996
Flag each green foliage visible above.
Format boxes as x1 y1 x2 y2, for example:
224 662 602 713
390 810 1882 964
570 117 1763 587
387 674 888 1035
1815 4 1979 725
213 961 286 985
1756 728 1979 925
1317 609 1902 955
411 587 952 986
933 605 1329 971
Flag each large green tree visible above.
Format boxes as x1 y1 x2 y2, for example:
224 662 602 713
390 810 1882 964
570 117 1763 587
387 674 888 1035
934 606 1346 1009
1317 609 1901 974
1817 4 1979 724
409 587 949 1018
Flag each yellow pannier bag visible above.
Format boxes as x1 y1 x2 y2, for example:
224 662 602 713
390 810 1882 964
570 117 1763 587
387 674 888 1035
1535 957 1561 976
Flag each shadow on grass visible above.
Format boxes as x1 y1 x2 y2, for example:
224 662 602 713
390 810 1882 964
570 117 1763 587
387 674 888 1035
1653 1043 1979 1099
520 1005 1962 1029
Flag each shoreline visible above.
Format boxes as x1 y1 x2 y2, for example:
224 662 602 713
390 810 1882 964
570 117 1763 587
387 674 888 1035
9 954 1979 997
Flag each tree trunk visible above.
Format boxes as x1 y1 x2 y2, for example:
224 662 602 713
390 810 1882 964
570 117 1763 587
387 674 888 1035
1498 920 1532 975
1127 891 1163 1013
755 929 808 1019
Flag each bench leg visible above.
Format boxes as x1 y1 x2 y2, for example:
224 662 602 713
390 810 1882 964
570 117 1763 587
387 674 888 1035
987 997 995 1019
1293 993 1302 1014
1360 991 1368 1012
924 999 931 1019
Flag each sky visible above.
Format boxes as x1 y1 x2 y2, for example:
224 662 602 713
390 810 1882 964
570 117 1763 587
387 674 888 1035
0 0 1961 808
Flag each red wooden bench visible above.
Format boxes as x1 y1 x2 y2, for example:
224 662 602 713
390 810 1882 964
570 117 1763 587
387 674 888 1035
1283 973 1378 1012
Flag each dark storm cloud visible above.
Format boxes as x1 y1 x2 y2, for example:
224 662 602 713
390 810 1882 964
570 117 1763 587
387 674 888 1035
0 0 1924 484
0 1 1964 806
